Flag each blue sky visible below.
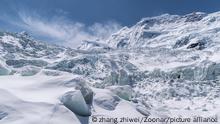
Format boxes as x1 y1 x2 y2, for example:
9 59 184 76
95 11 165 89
0 0 219 47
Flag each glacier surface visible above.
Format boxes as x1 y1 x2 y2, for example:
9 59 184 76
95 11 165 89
1 12 220 124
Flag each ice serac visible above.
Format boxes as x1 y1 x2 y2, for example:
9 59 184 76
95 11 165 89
107 85 133 101
65 78 94 104
60 90 91 116
0 111 8 120
0 60 10 75
0 66 10 75
104 69 134 86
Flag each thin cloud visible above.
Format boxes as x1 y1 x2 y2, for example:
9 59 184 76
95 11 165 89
15 11 122 47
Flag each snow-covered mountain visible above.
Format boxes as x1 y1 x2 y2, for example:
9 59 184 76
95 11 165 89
106 12 213 49
1 12 220 124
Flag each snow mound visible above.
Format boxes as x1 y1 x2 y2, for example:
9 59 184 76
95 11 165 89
40 69 63 76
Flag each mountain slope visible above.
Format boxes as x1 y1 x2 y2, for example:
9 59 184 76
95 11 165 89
106 12 220 50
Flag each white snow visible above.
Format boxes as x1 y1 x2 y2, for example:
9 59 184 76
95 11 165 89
0 74 148 124
1 35 22 48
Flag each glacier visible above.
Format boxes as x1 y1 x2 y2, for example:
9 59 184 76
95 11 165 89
1 11 220 124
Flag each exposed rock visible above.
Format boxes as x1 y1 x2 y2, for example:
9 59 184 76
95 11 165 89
187 41 206 50
173 36 190 48
184 12 206 22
